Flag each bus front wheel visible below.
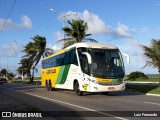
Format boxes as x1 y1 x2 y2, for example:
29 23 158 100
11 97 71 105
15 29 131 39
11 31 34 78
101 92 109 95
74 82 83 96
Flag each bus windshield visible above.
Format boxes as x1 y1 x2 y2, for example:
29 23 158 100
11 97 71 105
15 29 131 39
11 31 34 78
88 49 124 78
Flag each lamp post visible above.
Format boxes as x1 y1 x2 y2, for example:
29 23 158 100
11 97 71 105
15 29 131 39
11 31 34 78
14 41 24 80
6 57 8 79
59 12 77 40
50 9 77 44
6 53 13 80
50 9 56 13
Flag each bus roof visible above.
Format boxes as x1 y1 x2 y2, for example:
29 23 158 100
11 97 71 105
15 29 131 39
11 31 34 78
68 42 118 49
44 42 118 59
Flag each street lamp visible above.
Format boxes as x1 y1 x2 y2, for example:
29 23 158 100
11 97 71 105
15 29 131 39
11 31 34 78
50 9 56 13
15 41 24 80
6 57 8 79
59 12 77 40
50 9 77 43
6 53 13 80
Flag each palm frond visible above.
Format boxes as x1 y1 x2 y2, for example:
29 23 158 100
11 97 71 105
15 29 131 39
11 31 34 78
61 19 95 47
141 39 160 70
83 38 98 42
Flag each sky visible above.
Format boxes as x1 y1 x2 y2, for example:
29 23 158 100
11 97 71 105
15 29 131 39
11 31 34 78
0 0 160 76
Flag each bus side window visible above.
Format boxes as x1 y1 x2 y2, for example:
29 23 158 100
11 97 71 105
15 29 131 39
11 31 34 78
61 54 64 65
70 50 78 66
80 55 89 75
42 60 45 68
64 52 69 65
56 55 61 66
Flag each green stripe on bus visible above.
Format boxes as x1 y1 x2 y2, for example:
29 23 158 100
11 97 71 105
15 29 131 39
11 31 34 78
56 66 65 84
56 65 71 84
60 64 71 84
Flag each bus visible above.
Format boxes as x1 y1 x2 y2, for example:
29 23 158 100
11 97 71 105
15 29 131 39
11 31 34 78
41 42 129 96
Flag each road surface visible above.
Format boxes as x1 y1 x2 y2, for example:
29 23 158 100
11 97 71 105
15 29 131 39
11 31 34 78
0 83 160 120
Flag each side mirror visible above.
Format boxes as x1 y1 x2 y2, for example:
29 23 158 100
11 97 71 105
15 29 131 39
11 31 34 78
82 52 92 64
122 53 130 64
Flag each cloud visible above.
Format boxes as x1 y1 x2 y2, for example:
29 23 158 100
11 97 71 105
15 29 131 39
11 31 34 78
55 31 63 41
79 10 136 39
80 10 111 35
47 31 64 52
47 43 63 52
0 15 32 31
140 26 149 33
58 11 77 21
116 39 151 74
60 10 136 39
0 42 18 57
112 23 136 39
120 39 143 57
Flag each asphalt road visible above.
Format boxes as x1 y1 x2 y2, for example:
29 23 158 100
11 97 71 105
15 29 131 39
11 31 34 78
0 83 160 120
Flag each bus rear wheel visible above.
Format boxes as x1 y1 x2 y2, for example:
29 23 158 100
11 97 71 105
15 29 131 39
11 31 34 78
48 80 55 91
74 82 83 96
46 80 50 91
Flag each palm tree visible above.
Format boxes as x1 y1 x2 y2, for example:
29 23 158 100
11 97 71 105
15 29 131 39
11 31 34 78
60 19 97 48
0 68 7 78
20 35 54 82
141 39 160 74
17 58 32 81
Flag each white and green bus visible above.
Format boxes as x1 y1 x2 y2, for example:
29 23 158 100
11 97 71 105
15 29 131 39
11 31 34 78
41 42 129 96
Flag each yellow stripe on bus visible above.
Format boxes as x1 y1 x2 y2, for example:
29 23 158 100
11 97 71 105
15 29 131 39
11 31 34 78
95 77 112 83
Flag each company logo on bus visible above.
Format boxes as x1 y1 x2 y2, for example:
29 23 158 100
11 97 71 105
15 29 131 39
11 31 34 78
46 69 56 74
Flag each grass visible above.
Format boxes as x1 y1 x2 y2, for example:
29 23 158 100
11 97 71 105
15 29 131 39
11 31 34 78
9 77 42 85
125 77 160 82
10 80 41 85
126 85 160 94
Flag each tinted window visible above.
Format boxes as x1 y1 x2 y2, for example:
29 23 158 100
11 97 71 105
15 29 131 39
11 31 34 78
70 50 78 65
80 55 89 75
64 52 69 65
42 49 78 69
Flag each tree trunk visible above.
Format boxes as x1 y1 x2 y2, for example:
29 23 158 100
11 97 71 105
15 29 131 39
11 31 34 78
29 69 33 83
29 73 32 82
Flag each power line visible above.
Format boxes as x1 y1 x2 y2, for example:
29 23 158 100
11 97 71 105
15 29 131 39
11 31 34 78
0 0 17 35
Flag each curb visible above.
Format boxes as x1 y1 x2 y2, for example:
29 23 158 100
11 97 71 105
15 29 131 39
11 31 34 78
146 93 160 97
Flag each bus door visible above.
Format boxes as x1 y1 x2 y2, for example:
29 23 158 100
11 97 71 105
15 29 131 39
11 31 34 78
80 54 91 91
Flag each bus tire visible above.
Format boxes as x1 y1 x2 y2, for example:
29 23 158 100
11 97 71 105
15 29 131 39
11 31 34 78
74 82 83 96
101 92 109 95
46 80 50 91
49 80 56 91
48 80 53 91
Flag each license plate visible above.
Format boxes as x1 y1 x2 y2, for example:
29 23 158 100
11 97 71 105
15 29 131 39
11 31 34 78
108 87 115 90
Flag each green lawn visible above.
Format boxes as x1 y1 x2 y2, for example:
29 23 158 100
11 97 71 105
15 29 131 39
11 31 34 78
125 77 160 82
126 85 160 94
10 80 41 85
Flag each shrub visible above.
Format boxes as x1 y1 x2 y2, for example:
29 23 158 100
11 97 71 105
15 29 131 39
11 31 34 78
127 71 148 80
